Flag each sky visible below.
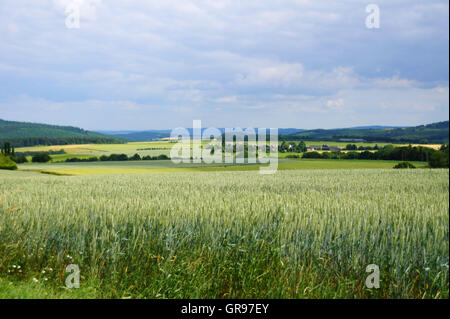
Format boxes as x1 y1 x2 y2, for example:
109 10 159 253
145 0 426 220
0 0 448 130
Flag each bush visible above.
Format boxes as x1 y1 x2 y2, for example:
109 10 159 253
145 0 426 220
141 154 170 161
344 152 359 160
12 155 28 163
31 153 51 163
157 154 169 160
0 155 18 170
393 162 416 169
302 151 322 159
66 157 99 162
429 151 449 168
129 153 141 161
102 154 128 161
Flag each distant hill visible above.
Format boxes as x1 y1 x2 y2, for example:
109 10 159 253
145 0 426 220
0 119 127 147
339 125 410 130
2 118 448 147
97 130 172 141
287 121 449 144
101 128 305 141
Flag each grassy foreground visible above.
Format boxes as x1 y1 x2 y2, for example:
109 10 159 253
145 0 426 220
0 169 448 298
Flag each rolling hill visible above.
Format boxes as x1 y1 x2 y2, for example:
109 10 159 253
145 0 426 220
0 119 127 147
100 128 306 141
2 118 448 147
97 130 172 141
286 121 449 144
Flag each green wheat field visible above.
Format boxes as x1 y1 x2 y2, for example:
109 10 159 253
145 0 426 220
0 168 448 298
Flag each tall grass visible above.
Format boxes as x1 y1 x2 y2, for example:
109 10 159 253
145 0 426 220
0 169 448 298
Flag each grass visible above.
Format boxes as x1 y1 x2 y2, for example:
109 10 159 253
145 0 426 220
0 168 448 298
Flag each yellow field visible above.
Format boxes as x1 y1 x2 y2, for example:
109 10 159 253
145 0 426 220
15 142 174 154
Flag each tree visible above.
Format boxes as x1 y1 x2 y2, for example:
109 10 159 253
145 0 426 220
429 151 449 168
296 141 307 153
1 142 13 156
129 153 141 161
31 153 51 163
12 155 28 163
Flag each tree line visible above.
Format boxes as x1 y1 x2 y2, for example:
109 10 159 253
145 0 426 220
302 144 449 168
66 153 170 162
0 137 123 148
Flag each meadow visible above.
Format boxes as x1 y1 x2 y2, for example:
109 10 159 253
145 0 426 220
16 159 429 176
0 168 448 298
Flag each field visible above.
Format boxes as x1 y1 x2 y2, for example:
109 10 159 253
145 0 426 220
3 141 448 299
16 159 429 176
0 168 448 298
284 141 443 150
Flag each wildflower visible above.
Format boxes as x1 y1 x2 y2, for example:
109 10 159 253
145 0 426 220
32 278 38 283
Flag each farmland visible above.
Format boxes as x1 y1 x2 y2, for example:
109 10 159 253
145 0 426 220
0 168 448 298
16 159 429 176
1 140 448 299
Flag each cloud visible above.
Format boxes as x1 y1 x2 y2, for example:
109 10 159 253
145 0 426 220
216 96 238 103
327 98 345 109
0 0 448 129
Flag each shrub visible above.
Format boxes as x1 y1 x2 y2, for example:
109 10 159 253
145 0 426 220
12 155 28 164
157 154 170 160
344 151 359 160
302 151 322 159
429 151 449 168
31 153 51 163
0 155 18 170
109 154 128 161
393 161 416 169
66 157 99 162
129 153 141 161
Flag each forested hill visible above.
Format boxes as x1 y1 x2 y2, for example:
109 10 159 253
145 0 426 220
287 121 449 144
0 119 127 147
